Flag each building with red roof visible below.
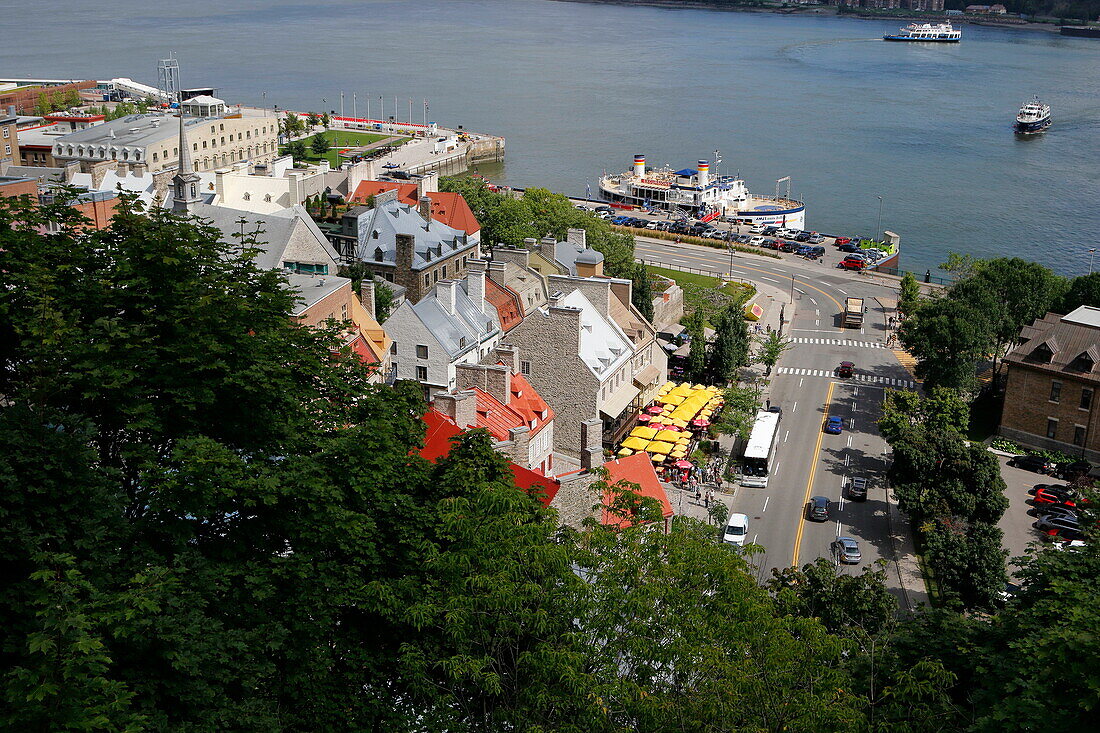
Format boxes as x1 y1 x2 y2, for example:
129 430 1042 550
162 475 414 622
601 453 674 532
431 346 555 475
483 275 523 333
348 180 480 241
420 408 559 506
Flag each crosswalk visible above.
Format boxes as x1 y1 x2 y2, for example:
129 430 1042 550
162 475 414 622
775 367 916 389
790 337 885 349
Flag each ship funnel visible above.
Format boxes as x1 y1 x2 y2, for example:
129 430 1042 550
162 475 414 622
697 160 710 187
633 154 645 178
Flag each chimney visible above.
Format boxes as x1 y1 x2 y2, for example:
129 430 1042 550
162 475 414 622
437 279 458 316
522 237 538 253
421 170 439 194
433 390 478 429
610 279 633 315
494 345 520 374
508 426 531 469
482 364 512 405
360 279 376 321
579 419 604 470
539 236 557 262
418 195 432 224
396 233 415 274
466 259 487 314
566 228 586 249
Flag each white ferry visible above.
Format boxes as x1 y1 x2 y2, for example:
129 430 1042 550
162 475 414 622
598 155 806 230
1015 97 1052 134
883 22 962 42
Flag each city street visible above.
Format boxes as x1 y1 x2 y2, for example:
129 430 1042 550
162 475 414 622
634 235 921 598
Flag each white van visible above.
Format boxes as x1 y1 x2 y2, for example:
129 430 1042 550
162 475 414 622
749 223 766 234
723 513 749 546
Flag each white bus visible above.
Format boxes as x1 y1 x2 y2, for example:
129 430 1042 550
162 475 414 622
740 409 781 488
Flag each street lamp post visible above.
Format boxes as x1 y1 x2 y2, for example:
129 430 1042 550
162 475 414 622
876 195 884 239
790 274 795 304
1090 248 1097 275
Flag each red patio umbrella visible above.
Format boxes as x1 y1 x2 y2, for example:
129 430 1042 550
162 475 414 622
674 459 694 469
636 414 653 422
646 405 665 415
691 418 711 428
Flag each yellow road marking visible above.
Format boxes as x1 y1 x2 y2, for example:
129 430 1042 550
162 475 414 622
792 380 835 568
636 237 846 313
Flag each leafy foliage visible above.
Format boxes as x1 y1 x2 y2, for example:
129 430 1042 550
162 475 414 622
755 331 790 377
706 304 750 385
309 132 331 155
898 271 922 317
710 384 762 438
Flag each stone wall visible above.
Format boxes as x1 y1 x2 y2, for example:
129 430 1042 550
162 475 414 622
651 276 685 331
1000 362 1100 461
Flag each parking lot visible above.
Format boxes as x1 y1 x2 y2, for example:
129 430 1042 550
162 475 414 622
575 203 890 270
997 454 1087 575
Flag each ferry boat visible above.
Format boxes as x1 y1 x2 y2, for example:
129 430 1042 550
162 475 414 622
598 155 806 230
1014 97 1052 134
883 22 962 42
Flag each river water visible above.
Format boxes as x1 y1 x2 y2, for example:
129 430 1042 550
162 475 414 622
4 0 1099 274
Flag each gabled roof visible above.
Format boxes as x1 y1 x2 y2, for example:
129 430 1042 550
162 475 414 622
419 410 559 506
348 181 480 235
191 203 339 271
1006 309 1100 381
354 199 475 270
404 279 498 360
601 453 673 529
484 276 523 332
557 289 632 379
507 372 553 434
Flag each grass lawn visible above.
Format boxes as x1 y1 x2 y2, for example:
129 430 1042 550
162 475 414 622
281 131 411 168
647 265 754 300
647 265 756 327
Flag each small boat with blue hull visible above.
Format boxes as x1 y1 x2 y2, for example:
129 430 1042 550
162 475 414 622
883 22 962 42
1015 97 1051 135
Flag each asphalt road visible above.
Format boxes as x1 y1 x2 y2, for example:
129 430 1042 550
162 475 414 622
634 236 919 595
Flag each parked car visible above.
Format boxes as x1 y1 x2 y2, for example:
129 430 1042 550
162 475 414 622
848 477 868 501
645 221 658 230
808 234 826 244
1010 454 1051 474
763 226 779 235
832 536 862 564
723 513 750 546
749 223 766 233
761 238 780 250
748 236 765 246
824 416 844 434
807 496 831 522
838 243 861 253
595 206 612 214
837 361 855 378
1036 505 1078 522
1042 526 1086 541
804 246 826 259
779 241 801 253
1054 459 1092 480
795 231 812 242
1028 483 1067 495
840 257 867 271
1035 516 1080 533
834 236 852 245
997 582 1022 604
1032 488 1077 507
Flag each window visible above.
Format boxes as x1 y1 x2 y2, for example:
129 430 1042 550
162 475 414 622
1046 418 1059 439
219 124 224 131
1074 425 1087 447
416 345 428 359
2 127 8 138
442 265 447 279
390 342 398 355
221 137 225 145
424 275 430 287
1082 389 1093 411
3 145 9 155
521 360 531 375
416 366 428 381
202 140 207 149
152 152 158 161
1050 381 1062 403
341 304 348 321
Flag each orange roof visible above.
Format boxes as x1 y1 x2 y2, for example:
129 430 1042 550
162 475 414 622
349 182 481 235
484 276 523 333
507 372 553 436
600 453 673 528
419 410 559 505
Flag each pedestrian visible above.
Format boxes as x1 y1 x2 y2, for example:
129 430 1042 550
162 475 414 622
766 398 771 410
704 492 710 509
695 485 702 502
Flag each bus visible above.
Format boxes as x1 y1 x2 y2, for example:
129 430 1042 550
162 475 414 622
740 409 781 488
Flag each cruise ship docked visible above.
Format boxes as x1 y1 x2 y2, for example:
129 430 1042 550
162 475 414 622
598 155 806 230
883 22 962 42
1015 97 1052 134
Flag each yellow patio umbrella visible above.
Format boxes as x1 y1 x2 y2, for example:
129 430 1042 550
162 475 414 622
621 436 651 451
692 383 706 391
670 418 689 429
617 448 634 456
676 436 691 445
651 454 667 463
664 395 686 405
629 426 659 440
654 429 681 442
670 449 687 459
648 440 674 454
660 381 675 391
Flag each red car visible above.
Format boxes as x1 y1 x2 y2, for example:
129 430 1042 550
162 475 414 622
1033 488 1076 507
834 236 851 245
840 256 866 271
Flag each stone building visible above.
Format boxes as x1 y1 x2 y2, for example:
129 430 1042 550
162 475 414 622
345 191 480 304
383 262 500 400
1 112 17 168
488 245 550 315
1001 306 1100 462
51 113 278 174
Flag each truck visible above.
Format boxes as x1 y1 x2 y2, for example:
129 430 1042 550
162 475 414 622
843 297 864 328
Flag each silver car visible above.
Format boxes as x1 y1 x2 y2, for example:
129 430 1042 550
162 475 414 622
831 537 862 564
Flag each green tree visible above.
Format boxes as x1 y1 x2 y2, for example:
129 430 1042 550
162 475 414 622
755 330 790 376
899 298 992 393
711 384 761 438
768 558 897 638
310 133 331 156
374 282 395 323
685 310 708 383
1057 271 1100 313
630 263 654 322
879 387 969 446
286 139 308 163
939 251 984 279
305 112 321 129
34 90 50 116
898 270 922 317
320 112 331 128
922 517 1008 610
707 304 749 385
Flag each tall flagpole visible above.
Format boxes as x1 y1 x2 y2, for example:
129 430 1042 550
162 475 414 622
353 93 356 120
380 96 384 124
339 91 344 117
366 95 370 122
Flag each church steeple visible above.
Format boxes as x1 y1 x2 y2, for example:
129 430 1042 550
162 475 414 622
172 99 201 212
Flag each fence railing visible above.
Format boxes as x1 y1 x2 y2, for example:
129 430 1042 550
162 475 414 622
637 258 752 287
871 265 953 286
